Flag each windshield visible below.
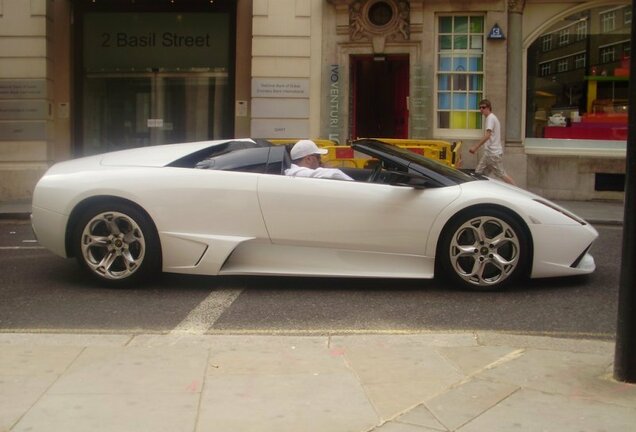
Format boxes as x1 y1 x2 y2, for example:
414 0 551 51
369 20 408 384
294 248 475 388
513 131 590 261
352 139 476 183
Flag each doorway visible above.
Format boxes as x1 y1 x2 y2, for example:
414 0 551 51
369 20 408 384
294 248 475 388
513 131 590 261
351 55 409 139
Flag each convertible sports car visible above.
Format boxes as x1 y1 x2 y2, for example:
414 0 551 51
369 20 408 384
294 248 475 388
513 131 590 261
31 138 598 290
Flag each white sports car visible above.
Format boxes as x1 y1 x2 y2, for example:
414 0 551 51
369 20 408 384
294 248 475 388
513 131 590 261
31 138 597 290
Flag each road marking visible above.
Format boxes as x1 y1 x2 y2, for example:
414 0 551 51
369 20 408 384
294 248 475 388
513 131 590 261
170 287 243 335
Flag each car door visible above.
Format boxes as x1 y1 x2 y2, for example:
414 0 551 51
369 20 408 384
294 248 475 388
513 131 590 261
256 174 461 256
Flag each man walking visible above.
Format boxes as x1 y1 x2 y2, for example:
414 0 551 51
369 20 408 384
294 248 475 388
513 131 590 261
469 99 516 185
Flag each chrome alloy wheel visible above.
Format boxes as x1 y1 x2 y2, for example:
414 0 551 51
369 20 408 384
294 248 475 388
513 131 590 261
449 216 520 287
80 211 146 280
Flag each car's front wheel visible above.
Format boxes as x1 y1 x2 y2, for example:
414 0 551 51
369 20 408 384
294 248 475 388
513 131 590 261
439 208 529 290
72 202 161 285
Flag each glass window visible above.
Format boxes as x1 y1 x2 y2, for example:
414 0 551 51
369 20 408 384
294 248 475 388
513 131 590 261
526 4 630 142
576 21 588 40
559 29 570 46
624 7 632 24
602 11 616 32
575 53 586 69
80 9 234 155
542 35 552 51
436 15 484 131
600 46 616 63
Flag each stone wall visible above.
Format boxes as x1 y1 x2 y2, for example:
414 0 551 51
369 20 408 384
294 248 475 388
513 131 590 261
0 0 52 201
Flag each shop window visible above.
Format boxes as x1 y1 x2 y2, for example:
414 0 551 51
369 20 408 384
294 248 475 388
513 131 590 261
436 15 484 132
526 3 630 142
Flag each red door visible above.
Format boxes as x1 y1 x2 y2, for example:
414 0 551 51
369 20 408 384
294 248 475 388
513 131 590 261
351 55 409 139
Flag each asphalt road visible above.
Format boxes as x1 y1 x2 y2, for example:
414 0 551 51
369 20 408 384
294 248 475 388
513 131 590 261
0 220 623 340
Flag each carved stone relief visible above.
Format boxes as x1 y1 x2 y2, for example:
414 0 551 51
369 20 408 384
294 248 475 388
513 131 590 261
348 0 410 42
508 0 526 14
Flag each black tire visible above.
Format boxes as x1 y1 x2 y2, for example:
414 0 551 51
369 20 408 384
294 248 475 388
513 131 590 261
438 208 530 291
71 201 161 286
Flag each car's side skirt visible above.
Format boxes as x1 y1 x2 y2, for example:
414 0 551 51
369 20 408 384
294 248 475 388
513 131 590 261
217 242 434 279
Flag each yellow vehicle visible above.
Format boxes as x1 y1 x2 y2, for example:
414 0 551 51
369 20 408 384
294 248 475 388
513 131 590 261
268 138 462 169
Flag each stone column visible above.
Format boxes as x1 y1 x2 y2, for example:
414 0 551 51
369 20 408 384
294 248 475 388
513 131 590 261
504 0 527 187
506 0 525 145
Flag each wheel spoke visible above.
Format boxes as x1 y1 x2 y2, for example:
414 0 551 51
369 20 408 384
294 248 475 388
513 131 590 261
452 243 478 258
83 234 109 247
96 251 118 274
103 215 122 236
122 250 140 270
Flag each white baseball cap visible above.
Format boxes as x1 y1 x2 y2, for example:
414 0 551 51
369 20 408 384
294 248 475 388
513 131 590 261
290 139 328 160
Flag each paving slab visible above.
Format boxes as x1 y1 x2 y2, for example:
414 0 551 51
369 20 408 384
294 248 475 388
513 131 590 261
436 345 521 376
476 348 636 408
374 421 443 431
198 372 378 432
424 378 519 430
394 404 448 430
11 393 199 432
0 374 59 431
456 388 636 432
331 335 468 420
48 345 209 395
476 331 615 354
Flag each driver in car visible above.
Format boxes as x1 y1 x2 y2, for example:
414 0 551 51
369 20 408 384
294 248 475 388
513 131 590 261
285 140 353 181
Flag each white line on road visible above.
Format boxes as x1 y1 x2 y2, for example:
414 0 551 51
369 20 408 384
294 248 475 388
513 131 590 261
170 287 243 335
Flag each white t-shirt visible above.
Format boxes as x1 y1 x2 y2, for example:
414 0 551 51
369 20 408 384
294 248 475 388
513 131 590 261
285 164 353 181
484 113 503 155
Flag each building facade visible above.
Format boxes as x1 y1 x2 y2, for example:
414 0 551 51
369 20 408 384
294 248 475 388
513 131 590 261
0 0 631 201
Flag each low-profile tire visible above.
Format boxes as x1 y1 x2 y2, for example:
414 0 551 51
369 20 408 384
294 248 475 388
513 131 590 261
71 201 161 286
438 208 530 291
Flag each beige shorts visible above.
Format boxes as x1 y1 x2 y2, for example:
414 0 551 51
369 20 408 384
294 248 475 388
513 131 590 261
475 153 507 178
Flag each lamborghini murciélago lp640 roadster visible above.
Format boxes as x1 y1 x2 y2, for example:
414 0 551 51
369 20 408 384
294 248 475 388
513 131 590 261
31 138 598 290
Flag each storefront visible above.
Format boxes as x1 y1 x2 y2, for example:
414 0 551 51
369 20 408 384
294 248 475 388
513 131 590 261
0 0 631 201
523 1 631 200
73 0 236 155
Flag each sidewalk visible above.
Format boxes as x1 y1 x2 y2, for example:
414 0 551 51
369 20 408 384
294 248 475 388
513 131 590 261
0 198 625 225
1 331 634 431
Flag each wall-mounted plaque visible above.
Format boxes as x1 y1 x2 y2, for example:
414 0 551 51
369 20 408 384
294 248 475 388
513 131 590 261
252 79 309 99
0 80 47 99
0 100 49 120
0 121 47 141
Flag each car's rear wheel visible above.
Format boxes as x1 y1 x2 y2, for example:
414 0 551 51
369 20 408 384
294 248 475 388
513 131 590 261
439 208 529 291
72 202 161 285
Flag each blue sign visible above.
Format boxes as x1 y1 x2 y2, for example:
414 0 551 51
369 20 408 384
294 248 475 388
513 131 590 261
488 23 505 40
